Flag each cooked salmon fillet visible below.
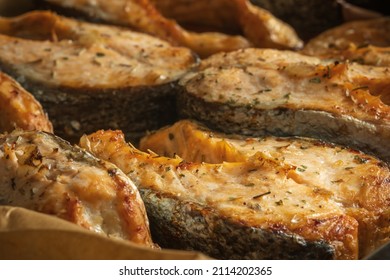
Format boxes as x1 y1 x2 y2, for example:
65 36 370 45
80 129 366 259
0 72 52 133
0 11 197 142
177 48 390 162
0 11 196 89
140 119 390 258
44 0 303 57
0 129 155 247
302 17 390 66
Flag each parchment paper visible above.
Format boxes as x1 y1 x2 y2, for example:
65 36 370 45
0 206 210 260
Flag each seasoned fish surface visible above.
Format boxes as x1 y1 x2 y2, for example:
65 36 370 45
0 11 197 142
0 11 196 88
0 72 52 133
0 130 154 247
44 0 302 57
302 17 390 66
140 119 390 258
177 48 390 162
81 129 363 259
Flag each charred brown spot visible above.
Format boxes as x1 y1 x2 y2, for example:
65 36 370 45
177 160 194 170
23 146 43 166
107 168 118 177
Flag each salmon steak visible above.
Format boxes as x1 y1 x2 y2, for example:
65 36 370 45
140 119 390 258
0 129 155 247
302 17 390 66
0 11 197 143
177 48 390 162
80 128 389 259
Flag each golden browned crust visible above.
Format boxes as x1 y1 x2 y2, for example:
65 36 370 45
45 0 302 57
176 48 390 163
0 72 52 133
81 129 366 259
139 119 390 257
302 17 390 66
0 10 197 89
152 0 303 51
0 10 197 143
0 130 155 247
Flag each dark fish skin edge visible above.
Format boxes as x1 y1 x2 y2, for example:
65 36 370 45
141 189 335 260
177 91 390 163
0 63 179 145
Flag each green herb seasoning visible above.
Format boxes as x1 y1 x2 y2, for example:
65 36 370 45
257 88 272 94
297 165 307 172
252 98 260 106
331 179 343 184
253 191 271 199
275 200 283 206
354 155 368 164
309 77 321 83
227 98 237 105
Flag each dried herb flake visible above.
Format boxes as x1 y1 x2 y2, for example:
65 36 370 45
275 200 283 206
354 155 368 164
253 191 271 199
309 77 321 83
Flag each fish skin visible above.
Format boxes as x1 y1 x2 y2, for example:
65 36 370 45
0 72 52 133
140 119 390 258
80 129 360 259
0 129 155 247
141 188 337 260
177 48 390 162
0 11 198 143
